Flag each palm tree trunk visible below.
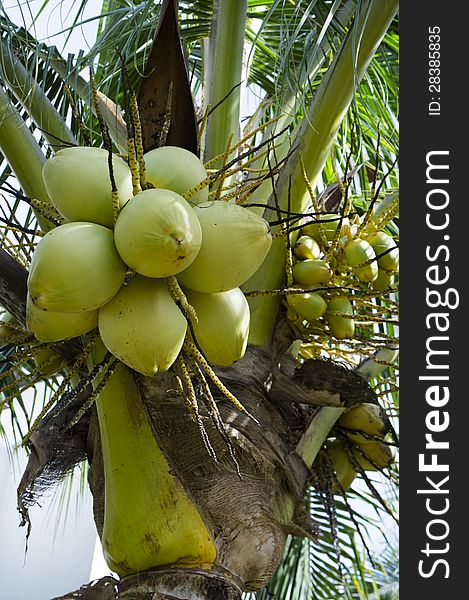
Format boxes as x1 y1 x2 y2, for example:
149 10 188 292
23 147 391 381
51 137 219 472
87 344 310 594
118 569 242 600
84 338 377 598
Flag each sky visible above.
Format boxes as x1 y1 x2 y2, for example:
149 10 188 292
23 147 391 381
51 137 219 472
2 0 101 56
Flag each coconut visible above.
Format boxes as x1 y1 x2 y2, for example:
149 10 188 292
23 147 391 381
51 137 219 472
326 296 355 339
42 146 133 227
28 222 127 313
286 290 327 322
26 294 98 342
292 259 332 286
0 312 23 341
184 287 250 366
177 201 272 293
365 231 399 272
144 146 209 205
371 268 394 292
0 312 13 336
114 188 202 277
302 215 349 244
292 236 321 260
352 439 395 470
32 347 65 376
99 275 187 375
343 238 378 282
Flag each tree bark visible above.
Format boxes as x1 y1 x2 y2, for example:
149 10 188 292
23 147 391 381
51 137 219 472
85 341 375 597
119 569 242 600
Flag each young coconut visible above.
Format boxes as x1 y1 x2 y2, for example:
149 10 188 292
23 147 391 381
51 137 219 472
114 188 202 278
315 440 356 493
0 311 20 340
184 287 250 366
365 231 399 272
292 236 321 260
177 201 272 293
343 238 378 282
292 259 333 286
351 438 395 471
302 214 349 245
32 346 64 376
26 294 98 342
144 146 209 205
339 403 388 441
42 146 133 228
371 268 395 292
286 289 327 322
327 440 359 490
98 275 187 376
326 297 355 339
28 222 127 313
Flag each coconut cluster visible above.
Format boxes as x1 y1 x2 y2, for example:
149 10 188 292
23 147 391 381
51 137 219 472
286 212 399 340
26 145 272 375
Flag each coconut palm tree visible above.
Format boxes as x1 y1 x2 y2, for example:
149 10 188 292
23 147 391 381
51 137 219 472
0 1 399 598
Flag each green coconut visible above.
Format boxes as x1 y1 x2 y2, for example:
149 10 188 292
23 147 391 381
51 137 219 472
32 347 65 376
144 146 209 205
292 259 332 286
343 238 378 282
98 275 187 375
326 296 355 339
0 311 13 335
114 188 202 277
177 201 272 293
0 312 23 341
286 290 327 322
365 231 399 272
28 222 127 312
302 215 349 244
371 268 395 292
26 294 98 342
352 439 395 471
42 146 133 228
292 236 321 260
184 287 250 366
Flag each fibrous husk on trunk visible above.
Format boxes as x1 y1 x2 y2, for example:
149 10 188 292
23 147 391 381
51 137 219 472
12 302 380 598
83 342 377 596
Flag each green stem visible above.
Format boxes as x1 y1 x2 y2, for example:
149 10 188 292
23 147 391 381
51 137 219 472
248 0 357 216
0 39 77 151
296 407 345 468
0 87 54 231
244 0 398 348
203 0 247 166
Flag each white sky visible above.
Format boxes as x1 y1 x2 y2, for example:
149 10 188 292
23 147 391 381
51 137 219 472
2 0 101 56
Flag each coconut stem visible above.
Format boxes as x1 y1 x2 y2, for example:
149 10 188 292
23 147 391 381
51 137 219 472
166 277 198 323
183 338 258 425
127 138 142 197
21 332 98 445
130 93 147 190
176 355 218 462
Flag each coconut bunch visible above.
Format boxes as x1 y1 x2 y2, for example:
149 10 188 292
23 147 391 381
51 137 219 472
26 145 272 376
315 402 395 492
285 206 399 342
